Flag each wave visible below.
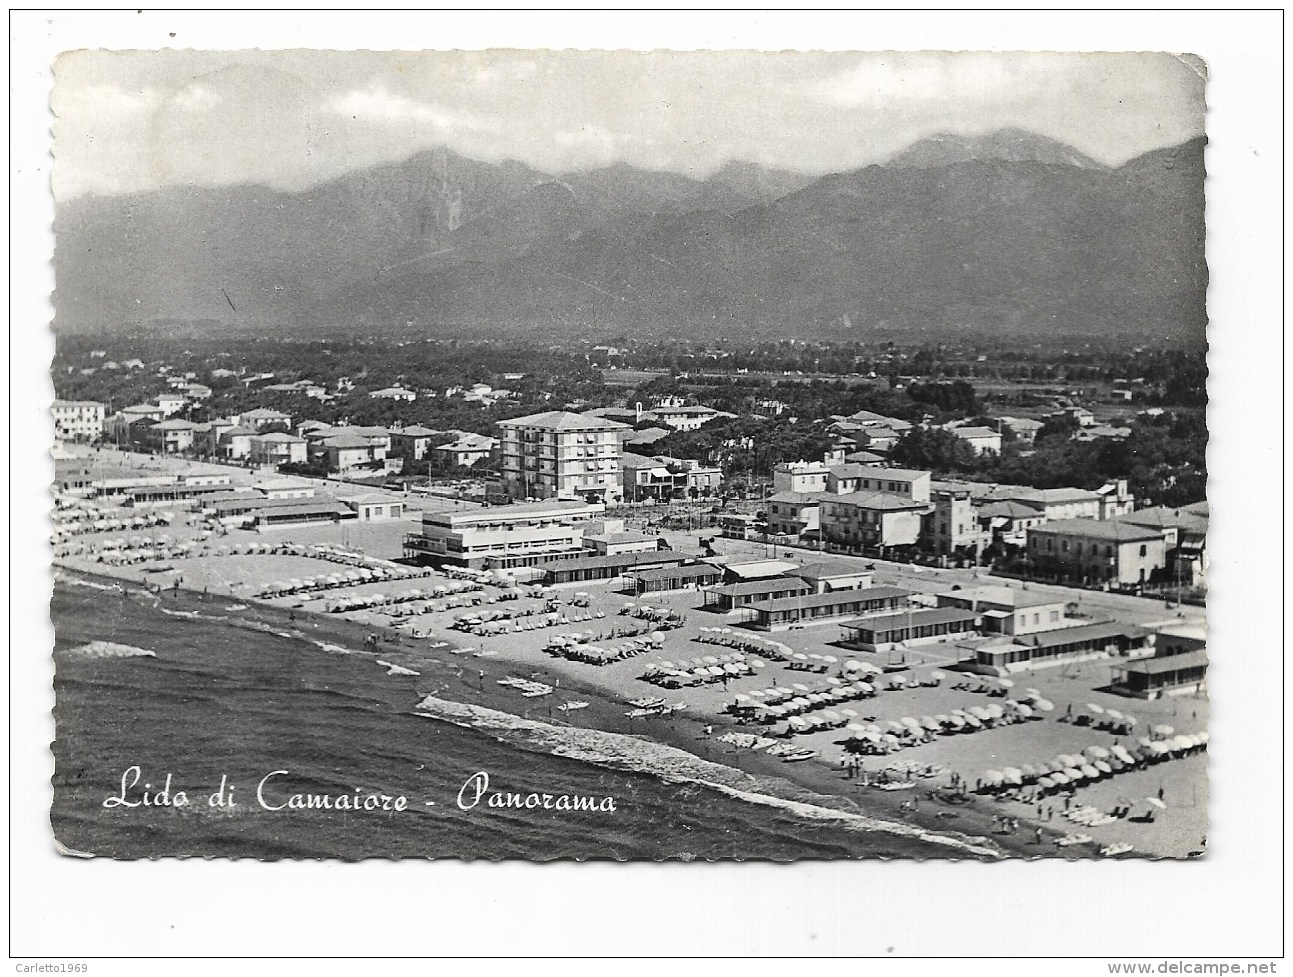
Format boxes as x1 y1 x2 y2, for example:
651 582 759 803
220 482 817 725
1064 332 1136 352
377 660 420 677
68 641 157 660
413 695 1003 859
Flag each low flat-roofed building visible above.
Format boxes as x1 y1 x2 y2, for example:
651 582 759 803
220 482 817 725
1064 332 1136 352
1110 649 1209 699
704 577 812 611
935 585 1068 636
404 498 603 568
538 549 691 585
624 562 724 594
791 561 874 594
745 586 911 631
718 559 802 582
581 531 663 557
962 620 1154 675
339 494 406 521
144 418 200 454
254 499 356 529
1028 519 1167 588
839 607 981 652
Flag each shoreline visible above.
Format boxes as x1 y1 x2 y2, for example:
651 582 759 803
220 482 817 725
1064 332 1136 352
52 563 1068 859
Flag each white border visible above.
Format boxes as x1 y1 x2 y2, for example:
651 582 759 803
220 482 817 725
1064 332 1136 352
9 9 1285 964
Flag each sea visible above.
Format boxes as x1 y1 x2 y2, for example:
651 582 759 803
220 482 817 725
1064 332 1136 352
50 573 997 861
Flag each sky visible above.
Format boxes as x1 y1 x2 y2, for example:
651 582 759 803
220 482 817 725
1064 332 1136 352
51 49 1207 200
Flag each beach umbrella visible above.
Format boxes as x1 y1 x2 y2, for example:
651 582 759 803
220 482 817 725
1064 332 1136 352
934 715 950 725
1105 708 1124 721
969 706 992 722
1037 776 1056 789
1111 745 1135 763
984 770 1004 785
1087 703 1104 714
900 716 922 729
1020 764 1040 780
1085 745 1111 759
1063 767 1085 781
841 708 859 718
825 676 842 685
792 683 810 692
1025 688 1041 698
1149 742 1171 756
1094 761 1113 775
1151 724 1175 738
929 670 945 681
961 714 983 728
703 655 720 665
1012 703 1034 718
843 660 863 672
1002 767 1024 785
1049 772 1069 785
920 716 941 731
821 655 838 664
1032 698 1055 712
996 678 1014 688
1080 764 1101 779
1123 715 1139 727
983 704 1005 720
751 661 766 669
1145 797 1167 810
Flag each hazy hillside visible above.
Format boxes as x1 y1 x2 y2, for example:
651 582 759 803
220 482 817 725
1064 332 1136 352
54 131 1206 343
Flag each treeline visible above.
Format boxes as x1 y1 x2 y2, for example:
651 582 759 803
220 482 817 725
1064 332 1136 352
891 412 1206 508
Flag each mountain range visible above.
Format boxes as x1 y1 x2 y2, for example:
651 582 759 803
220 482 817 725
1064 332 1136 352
54 129 1207 342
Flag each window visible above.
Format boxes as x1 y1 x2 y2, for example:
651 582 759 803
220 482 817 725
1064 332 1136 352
1139 544 1147 557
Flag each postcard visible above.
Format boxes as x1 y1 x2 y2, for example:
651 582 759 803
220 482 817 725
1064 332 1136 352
47 48 1209 863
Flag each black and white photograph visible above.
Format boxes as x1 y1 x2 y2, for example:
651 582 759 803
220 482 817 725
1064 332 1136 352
10 8 1284 965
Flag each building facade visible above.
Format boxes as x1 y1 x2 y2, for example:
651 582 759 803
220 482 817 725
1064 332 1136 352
497 411 628 502
1027 519 1168 587
403 498 605 568
51 400 105 442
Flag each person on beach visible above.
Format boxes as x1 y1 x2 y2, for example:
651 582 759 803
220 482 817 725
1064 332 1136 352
1035 827 1044 845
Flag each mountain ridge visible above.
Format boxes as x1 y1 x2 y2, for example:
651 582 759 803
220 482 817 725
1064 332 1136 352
53 131 1206 342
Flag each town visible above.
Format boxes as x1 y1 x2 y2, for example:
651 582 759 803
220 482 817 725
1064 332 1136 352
51 332 1208 857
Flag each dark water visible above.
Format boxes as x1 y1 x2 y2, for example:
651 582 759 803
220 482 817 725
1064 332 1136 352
51 577 962 860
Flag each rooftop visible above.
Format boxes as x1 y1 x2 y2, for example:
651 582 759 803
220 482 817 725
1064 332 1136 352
939 585 1063 609
749 585 911 614
498 410 630 432
767 491 822 505
829 463 931 482
826 491 929 511
1114 650 1210 677
1032 519 1165 542
842 607 980 632
1116 506 1209 534
953 426 1001 439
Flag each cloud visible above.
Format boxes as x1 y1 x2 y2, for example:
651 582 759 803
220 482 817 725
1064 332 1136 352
328 85 493 134
172 85 221 112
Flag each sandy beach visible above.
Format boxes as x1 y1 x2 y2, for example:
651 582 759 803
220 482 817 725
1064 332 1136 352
52 480 1209 859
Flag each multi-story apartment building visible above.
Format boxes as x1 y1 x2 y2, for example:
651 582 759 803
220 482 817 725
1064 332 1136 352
772 460 830 495
497 411 629 502
924 487 991 560
765 491 821 538
51 400 105 442
819 492 928 553
826 464 932 502
403 498 605 568
1026 519 1167 587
